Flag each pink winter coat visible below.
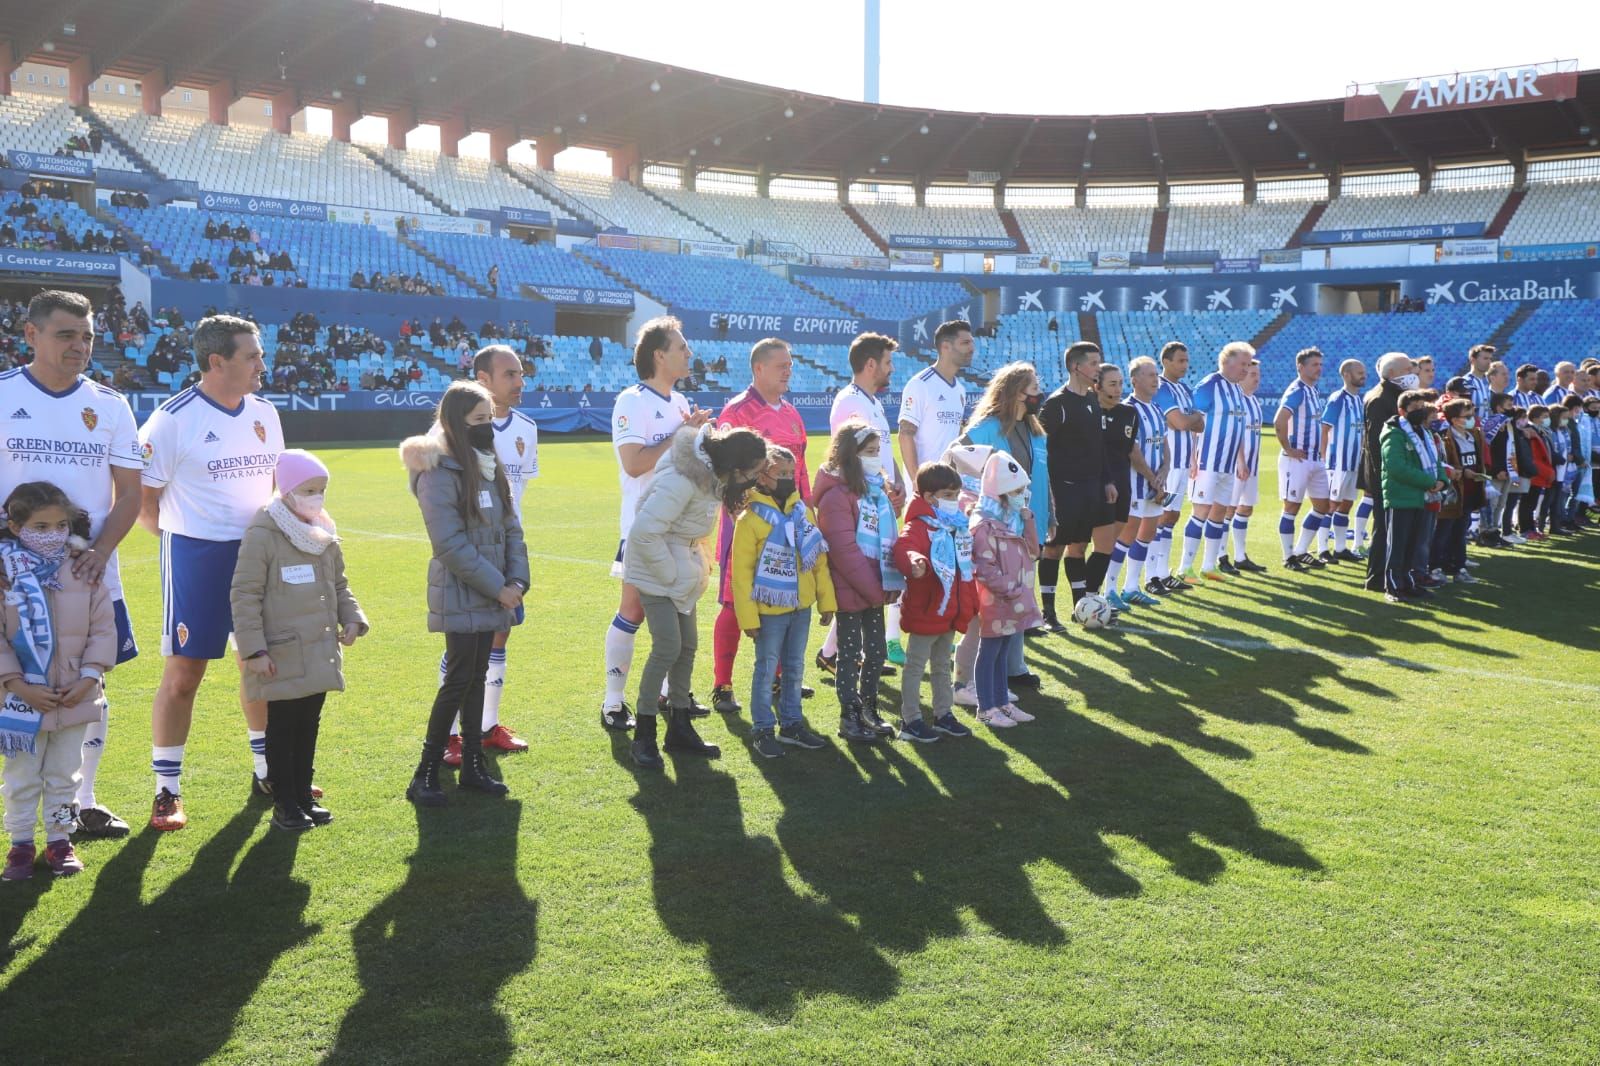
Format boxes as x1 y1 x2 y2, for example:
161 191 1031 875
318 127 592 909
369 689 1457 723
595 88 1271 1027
970 509 1043 637
812 467 885 615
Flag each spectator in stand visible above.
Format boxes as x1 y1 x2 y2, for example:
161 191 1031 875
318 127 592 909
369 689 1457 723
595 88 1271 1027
590 336 604 365
113 364 141 391
487 265 499 298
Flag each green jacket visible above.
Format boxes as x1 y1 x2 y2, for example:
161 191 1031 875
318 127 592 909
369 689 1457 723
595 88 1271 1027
1379 419 1444 509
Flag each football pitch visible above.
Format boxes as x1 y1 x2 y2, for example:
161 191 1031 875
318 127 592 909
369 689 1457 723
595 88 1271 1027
2 434 1598 1065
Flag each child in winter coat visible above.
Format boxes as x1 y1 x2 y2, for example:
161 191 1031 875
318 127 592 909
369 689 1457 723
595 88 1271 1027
813 419 904 743
0 482 115 881
732 445 836 760
891 461 977 744
231 450 368 832
968 452 1043 729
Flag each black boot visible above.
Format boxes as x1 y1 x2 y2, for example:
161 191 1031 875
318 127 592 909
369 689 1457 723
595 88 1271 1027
859 702 897 737
631 712 665 769
270 801 313 832
299 793 332 826
663 708 720 758
837 704 878 743
405 743 447 807
459 746 510 795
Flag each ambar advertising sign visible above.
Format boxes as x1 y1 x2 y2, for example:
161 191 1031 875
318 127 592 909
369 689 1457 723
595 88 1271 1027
1345 64 1578 121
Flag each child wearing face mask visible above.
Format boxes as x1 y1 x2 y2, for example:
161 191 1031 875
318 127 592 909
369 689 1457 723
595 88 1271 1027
230 450 368 832
968 452 1043 729
892 462 977 743
0 482 115 881
1519 406 1556 541
732 445 835 759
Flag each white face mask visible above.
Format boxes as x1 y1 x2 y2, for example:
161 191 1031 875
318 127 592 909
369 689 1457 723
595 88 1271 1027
1394 373 1420 389
935 497 962 515
1007 490 1029 509
859 454 883 478
288 490 325 517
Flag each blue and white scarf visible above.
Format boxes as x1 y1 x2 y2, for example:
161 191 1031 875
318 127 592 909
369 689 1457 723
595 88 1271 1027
919 508 973 614
1400 417 1438 473
749 498 827 608
0 540 61 757
855 473 905 593
975 495 1024 537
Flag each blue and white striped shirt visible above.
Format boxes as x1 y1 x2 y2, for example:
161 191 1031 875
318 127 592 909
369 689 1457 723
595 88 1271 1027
1515 389 1544 409
1543 384 1572 406
1320 388 1364 473
1128 395 1166 500
1240 392 1263 475
1191 372 1246 474
1465 373 1493 421
1278 378 1324 461
1153 377 1196 469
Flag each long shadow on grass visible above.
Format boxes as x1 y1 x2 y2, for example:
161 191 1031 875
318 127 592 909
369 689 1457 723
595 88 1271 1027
327 798 536 1064
619 736 898 1017
0 808 313 1065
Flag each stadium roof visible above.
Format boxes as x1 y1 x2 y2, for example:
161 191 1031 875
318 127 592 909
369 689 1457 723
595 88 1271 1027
6 0 1600 186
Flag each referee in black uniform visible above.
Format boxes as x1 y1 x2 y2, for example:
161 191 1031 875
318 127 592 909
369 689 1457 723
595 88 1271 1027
1041 341 1119 617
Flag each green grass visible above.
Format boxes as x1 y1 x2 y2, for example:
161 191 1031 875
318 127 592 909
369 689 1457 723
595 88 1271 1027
3 434 1599 1065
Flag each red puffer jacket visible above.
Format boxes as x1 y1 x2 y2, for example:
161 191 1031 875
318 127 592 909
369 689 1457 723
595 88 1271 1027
892 496 977 636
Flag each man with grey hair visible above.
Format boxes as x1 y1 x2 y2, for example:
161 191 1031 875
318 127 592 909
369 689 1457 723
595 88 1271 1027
1176 341 1252 581
711 338 811 714
1543 361 1577 405
1361 351 1418 592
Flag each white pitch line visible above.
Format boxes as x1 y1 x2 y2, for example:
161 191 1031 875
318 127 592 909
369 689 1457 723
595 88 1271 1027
341 527 608 569
1115 625 1600 695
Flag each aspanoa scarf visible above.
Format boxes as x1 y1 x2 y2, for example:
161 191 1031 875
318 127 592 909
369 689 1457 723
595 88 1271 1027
975 494 1024 537
748 497 827 608
0 539 62 756
854 472 904 594
919 508 973 613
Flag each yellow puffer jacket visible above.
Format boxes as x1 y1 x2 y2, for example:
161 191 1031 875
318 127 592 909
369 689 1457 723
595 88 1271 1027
730 490 836 631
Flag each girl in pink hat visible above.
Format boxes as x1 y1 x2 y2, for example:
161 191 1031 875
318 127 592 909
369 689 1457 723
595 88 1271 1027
968 451 1042 730
230 449 368 832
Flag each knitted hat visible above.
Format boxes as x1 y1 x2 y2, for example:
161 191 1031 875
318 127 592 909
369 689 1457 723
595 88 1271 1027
275 449 329 496
946 443 993 480
980 450 1029 500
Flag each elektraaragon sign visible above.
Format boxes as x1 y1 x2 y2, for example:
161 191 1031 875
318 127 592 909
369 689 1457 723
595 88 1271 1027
1344 65 1577 121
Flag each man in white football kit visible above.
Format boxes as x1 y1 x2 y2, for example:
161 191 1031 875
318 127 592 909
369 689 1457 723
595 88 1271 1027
1220 358 1267 573
820 332 905 669
438 346 538 765
1276 347 1334 570
895 319 971 663
601 317 708 731
1 291 143 838
138 316 284 831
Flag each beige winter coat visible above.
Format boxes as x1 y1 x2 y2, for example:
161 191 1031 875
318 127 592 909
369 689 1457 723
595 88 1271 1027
230 506 368 703
0 547 115 731
623 427 722 613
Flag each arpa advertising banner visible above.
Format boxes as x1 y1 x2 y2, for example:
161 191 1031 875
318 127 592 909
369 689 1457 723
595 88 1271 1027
529 285 634 308
5 151 94 181
501 206 554 227
199 190 328 221
1303 222 1486 245
0 249 122 278
888 234 1018 251
1345 66 1578 121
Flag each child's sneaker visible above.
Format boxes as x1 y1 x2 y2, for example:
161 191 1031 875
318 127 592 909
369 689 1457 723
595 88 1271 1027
885 638 906 665
953 681 979 707
1002 703 1036 723
442 733 463 767
975 708 1015 730
898 718 939 743
3 842 35 882
933 712 973 738
44 840 84 877
750 729 786 759
814 651 838 676
778 722 827 750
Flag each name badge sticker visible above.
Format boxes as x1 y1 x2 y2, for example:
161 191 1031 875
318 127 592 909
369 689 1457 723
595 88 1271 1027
478 489 494 509
281 564 315 585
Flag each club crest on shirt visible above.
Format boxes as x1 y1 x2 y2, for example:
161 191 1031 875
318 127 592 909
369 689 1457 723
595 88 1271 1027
176 622 189 647
253 420 266 443
515 436 526 456
1124 424 1134 438
80 407 98 431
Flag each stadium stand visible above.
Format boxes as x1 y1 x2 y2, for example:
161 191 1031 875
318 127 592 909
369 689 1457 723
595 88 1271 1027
93 105 440 214
378 147 567 218
853 201 1007 241
647 182 881 256
1008 205 1155 261
0 191 119 251
585 247 837 315
1497 178 1600 245
0 92 139 172
1165 201 1311 259
798 274 969 319
407 231 618 295
1314 187 1507 233
538 169 721 242
1498 299 1600 367
1256 301 1522 376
